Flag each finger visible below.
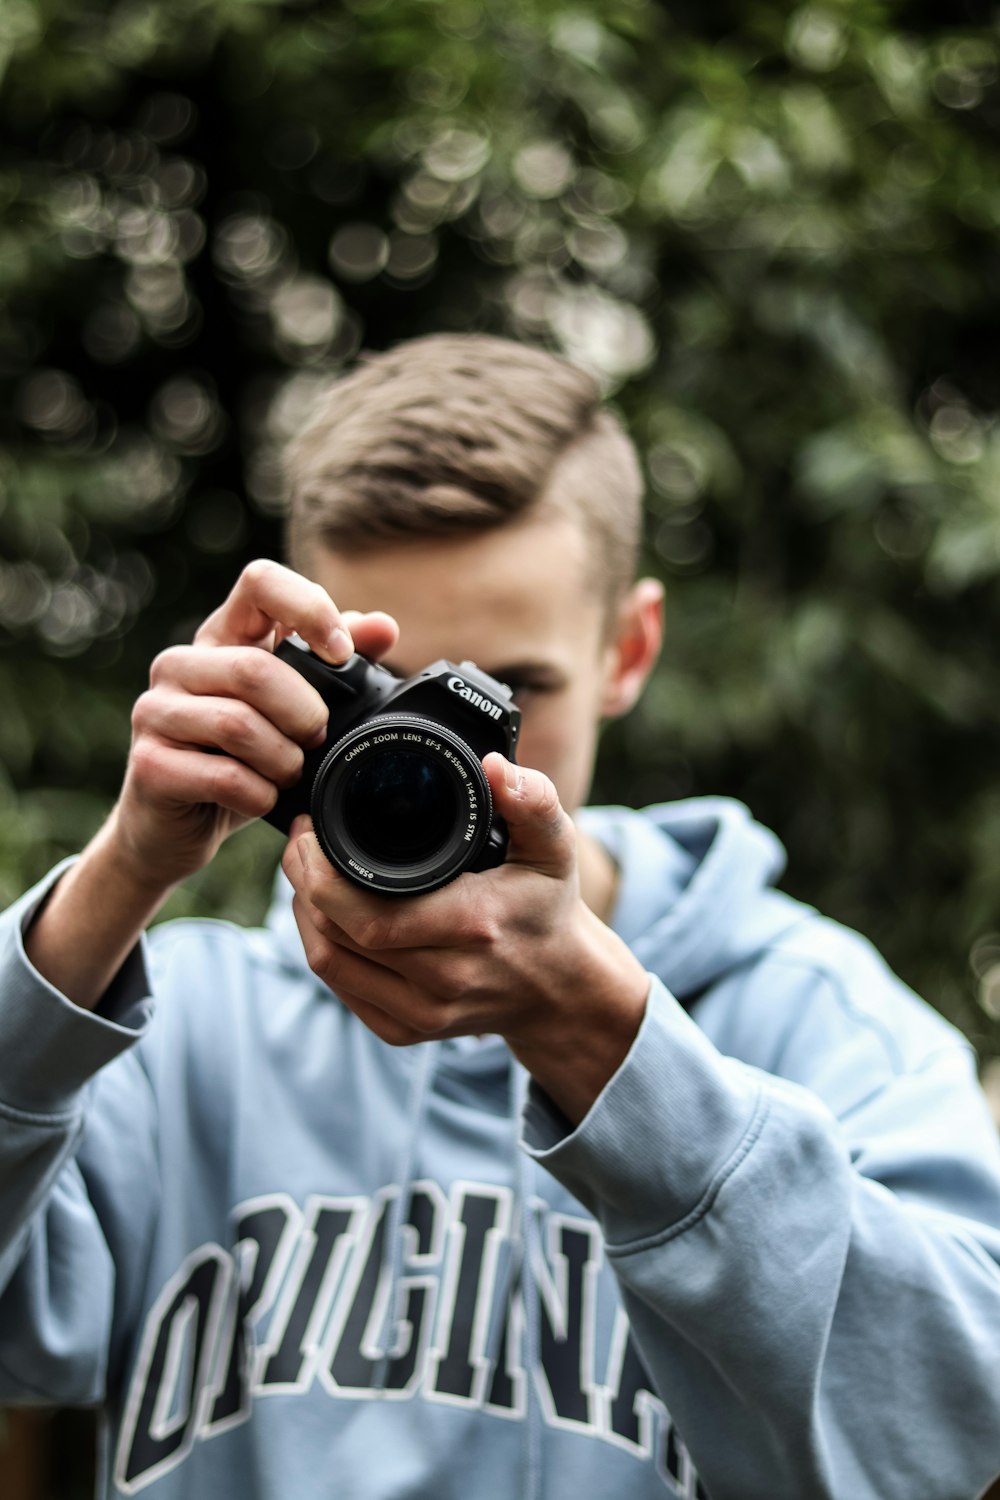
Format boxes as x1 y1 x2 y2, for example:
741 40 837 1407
292 831 499 953
331 968 482 1044
290 893 429 1041
136 690 306 788
334 990 426 1047
483 754 575 880
195 558 354 664
282 834 411 966
340 610 400 662
149 645 328 747
273 608 399 662
283 890 437 984
281 835 353 941
130 737 278 820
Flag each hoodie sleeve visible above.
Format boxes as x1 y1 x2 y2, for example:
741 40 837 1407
522 972 1000 1500
0 865 158 1405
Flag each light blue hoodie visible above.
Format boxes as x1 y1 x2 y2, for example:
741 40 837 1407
1 798 999 1500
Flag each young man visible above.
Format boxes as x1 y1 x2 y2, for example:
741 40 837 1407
0 335 998 1500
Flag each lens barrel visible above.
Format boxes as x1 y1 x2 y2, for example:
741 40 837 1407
310 714 494 895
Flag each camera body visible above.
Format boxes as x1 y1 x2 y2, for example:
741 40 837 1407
265 636 521 895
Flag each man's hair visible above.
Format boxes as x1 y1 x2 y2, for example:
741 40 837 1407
283 333 643 606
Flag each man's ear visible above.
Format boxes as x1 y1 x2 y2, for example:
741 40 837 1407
600 578 664 719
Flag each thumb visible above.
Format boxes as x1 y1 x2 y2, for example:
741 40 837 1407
483 753 575 879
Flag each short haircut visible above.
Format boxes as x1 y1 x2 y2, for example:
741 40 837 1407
283 333 643 606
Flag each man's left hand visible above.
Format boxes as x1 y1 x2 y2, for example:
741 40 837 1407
281 753 651 1124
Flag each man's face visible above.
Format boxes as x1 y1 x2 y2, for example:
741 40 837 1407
309 515 627 815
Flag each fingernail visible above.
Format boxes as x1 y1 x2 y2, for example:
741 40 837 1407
503 759 524 794
290 815 312 840
298 835 313 866
328 627 354 663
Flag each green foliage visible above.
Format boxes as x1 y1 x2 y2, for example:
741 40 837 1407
2 0 1000 1059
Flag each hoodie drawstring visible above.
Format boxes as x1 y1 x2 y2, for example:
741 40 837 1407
372 1039 440 1383
512 1063 542 1500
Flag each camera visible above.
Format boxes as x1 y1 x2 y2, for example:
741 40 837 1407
264 636 521 895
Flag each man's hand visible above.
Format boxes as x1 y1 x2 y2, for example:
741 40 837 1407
112 558 397 890
282 754 651 1124
24 559 397 1011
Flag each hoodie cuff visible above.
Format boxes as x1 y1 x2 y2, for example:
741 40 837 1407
521 976 763 1247
0 861 154 1117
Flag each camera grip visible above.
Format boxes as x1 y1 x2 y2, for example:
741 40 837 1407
262 638 379 836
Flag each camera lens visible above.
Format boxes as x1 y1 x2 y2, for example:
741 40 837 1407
310 714 495 894
341 749 459 864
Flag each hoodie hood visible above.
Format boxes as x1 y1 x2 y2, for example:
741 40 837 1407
578 796 806 1001
266 796 805 1008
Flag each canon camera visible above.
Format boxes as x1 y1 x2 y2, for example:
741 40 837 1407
264 636 521 895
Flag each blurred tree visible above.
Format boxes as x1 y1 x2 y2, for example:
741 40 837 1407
1 0 999 1070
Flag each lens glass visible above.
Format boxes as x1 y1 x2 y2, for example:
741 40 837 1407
341 748 458 864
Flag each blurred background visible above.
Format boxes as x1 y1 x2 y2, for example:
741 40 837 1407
2 0 1000 1491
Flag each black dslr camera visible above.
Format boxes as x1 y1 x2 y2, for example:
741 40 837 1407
264 636 521 895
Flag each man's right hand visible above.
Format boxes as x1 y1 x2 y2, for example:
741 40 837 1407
112 558 397 889
22 559 398 1011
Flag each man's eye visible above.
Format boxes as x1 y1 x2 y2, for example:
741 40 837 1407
506 679 552 706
